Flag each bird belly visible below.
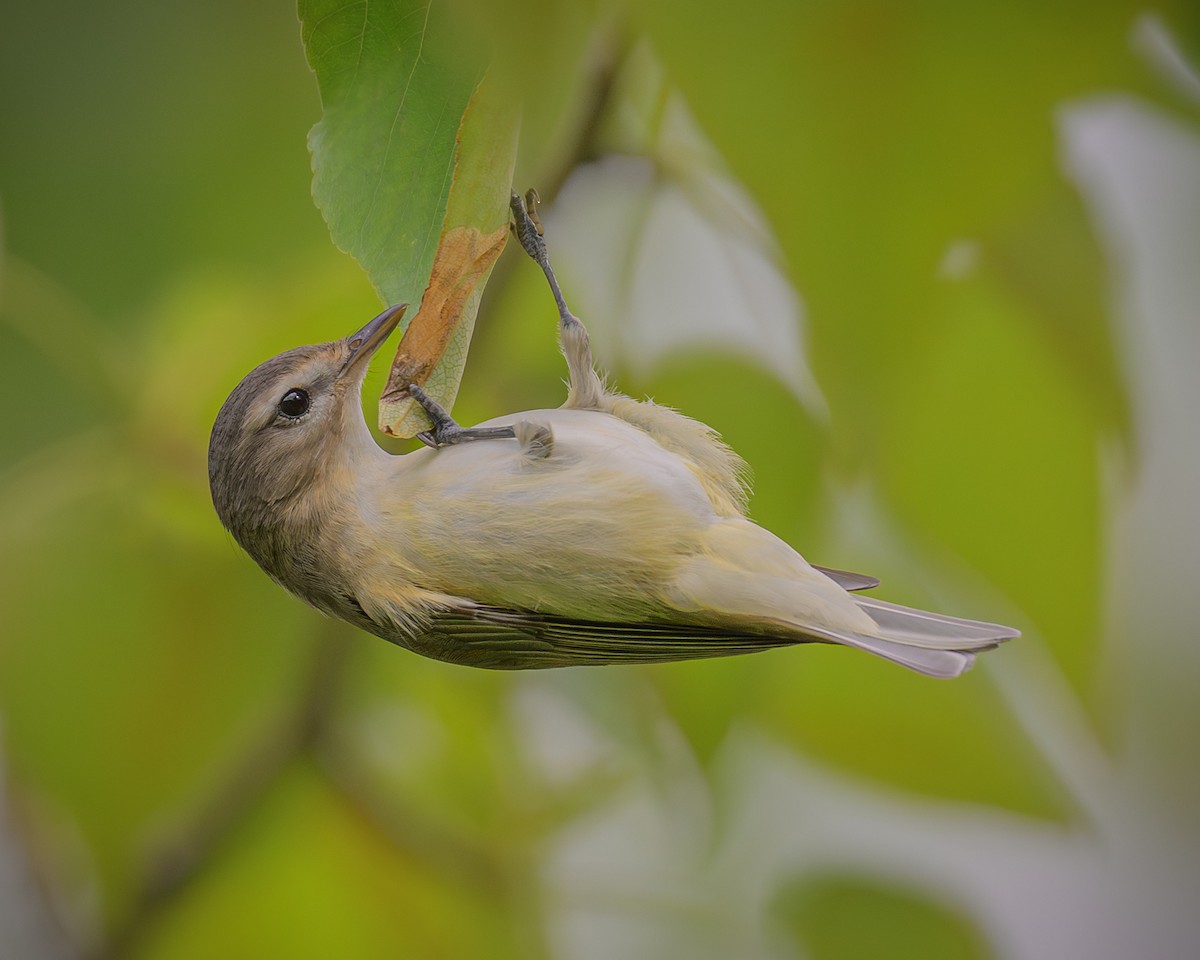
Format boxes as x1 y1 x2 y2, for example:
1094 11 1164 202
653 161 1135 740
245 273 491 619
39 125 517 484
371 407 872 638
377 408 717 621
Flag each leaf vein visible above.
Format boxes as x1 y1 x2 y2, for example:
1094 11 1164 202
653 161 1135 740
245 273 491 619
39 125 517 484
356 0 434 252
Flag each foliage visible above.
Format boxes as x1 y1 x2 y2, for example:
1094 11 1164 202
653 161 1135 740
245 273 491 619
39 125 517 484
301 0 517 436
2 1 1199 958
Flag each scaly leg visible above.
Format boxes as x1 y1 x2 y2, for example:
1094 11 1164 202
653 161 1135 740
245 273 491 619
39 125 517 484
510 189 606 409
407 384 517 449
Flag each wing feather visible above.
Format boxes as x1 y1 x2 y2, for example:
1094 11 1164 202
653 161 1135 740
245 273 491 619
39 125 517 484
413 603 800 669
811 565 881 592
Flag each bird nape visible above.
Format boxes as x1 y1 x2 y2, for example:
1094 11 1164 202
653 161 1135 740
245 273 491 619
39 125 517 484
208 189 1019 679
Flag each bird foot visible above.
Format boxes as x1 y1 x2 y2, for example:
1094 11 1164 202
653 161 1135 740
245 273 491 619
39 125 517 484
408 384 517 449
509 188 606 409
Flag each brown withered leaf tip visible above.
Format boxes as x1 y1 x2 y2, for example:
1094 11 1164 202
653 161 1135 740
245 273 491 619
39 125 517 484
380 354 432 403
380 223 508 408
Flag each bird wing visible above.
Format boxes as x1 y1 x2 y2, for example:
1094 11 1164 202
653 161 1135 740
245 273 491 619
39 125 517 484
408 602 804 669
811 565 880 592
405 599 994 678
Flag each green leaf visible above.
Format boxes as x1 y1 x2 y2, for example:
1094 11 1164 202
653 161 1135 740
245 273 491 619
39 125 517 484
378 75 518 437
300 0 518 435
301 0 482 305
772 873 996 960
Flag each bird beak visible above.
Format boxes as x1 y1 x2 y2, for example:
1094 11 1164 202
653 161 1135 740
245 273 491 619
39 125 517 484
340 303 407 378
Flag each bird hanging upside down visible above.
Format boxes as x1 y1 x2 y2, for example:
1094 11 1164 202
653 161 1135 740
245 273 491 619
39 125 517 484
208 191 1018 678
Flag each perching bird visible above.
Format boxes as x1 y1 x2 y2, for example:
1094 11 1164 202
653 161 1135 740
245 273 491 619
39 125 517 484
208 192 1018 679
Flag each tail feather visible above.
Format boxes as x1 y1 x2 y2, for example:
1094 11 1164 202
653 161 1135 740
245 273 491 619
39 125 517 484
824 631 980 678
807 598 1018 679
854 596 1019 651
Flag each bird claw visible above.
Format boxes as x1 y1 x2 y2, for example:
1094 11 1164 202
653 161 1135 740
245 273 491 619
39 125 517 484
509 189 546 263
509 187 605 409
408 384 516 449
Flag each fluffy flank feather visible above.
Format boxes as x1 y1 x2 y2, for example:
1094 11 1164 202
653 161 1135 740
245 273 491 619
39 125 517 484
601 394 751 517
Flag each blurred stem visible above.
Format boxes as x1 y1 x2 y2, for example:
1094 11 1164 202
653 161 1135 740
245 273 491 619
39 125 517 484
0 258 129 406
538 25 626 202
476 24 624 339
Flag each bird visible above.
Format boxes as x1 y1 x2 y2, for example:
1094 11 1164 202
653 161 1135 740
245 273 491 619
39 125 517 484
208 191 1018 679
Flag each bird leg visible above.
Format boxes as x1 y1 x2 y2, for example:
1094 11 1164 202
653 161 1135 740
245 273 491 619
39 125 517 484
412 189 605 451
407 384 517 449
510 189 606 409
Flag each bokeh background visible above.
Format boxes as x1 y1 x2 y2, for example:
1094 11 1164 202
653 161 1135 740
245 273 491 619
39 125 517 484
3 1 1200 958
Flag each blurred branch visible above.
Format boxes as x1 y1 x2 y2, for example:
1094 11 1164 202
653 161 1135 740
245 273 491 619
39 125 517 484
318 750 553 960
0 257 128 404
95 627 353 960
0 751 79 960
0 430 116 546
316 747 507 895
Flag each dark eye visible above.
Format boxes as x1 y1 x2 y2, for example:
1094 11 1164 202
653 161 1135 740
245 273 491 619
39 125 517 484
278 388 310 419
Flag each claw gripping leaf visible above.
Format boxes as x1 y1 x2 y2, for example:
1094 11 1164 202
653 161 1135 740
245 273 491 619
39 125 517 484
300 0 517 436
378 219 509 436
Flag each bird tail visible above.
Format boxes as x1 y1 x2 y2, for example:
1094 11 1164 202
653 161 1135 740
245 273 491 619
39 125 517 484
813 597 1019 679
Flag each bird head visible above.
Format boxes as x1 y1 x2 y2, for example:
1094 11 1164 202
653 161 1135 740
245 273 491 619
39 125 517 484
207 304 405 557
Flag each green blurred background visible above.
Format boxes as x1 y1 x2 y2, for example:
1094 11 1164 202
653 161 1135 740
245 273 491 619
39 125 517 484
2 1 1199 957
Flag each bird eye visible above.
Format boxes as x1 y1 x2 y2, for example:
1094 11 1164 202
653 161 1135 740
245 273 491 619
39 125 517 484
278 388 310 419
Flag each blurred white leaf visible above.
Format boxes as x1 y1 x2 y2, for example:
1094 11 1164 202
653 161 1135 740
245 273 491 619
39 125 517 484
1062 95 1200 808
1133 13 1200 107
546 94 825 417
